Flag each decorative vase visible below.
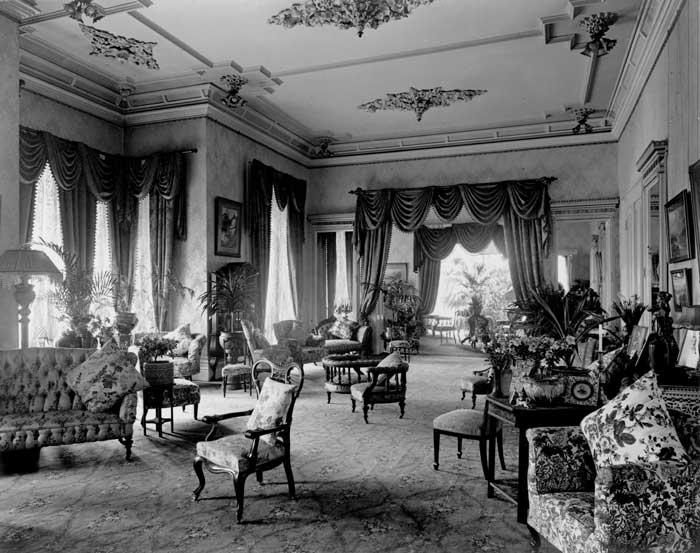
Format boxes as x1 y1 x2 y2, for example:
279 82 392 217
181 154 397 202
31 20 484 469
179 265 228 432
522 376 566 405
115 311 138 348
142 361 174 386
219 331 234 364
491 359 513 398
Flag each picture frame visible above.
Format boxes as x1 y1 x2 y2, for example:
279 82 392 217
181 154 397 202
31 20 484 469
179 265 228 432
564 373 600 406
214 197 241 257
384 262 408 283
665 190 694 263
626 325 649 360
670 268 692 311
690 160 700 272
678 329 700 369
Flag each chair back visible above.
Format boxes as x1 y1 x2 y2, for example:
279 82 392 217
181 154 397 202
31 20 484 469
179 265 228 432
252 358 304 397
247 377 297 445
240 319 258 360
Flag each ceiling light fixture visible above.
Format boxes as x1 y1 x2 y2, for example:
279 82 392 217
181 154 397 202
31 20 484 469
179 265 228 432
359 87 487 122
311 138 334 159
268 0 438 37
220 74 248 109
579 12 618 57
64 0 106 24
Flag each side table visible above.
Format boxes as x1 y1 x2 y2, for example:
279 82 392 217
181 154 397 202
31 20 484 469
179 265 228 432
141 384 175 438
483 395 597 526
321 353 388 404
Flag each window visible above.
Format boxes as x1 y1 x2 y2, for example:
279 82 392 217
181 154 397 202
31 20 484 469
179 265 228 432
132 196 155 333
264 190 295 341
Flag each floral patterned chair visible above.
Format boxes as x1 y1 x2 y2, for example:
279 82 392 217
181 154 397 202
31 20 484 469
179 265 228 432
193 359 303 522
526 375 700 553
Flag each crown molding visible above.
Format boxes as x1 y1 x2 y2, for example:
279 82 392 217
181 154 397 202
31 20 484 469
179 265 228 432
307 213 354 229
551 197 620 220
608 0 685 139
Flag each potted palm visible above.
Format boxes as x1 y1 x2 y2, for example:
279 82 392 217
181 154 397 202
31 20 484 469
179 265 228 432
381 278 422 341
136 334 177 385
198 263 258 333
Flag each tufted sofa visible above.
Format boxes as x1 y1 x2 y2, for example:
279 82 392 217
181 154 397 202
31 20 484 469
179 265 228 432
526 387 700 553
316 317 372 355
0 348 137 460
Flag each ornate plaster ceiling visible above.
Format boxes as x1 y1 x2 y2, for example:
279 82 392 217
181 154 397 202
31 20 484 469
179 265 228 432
2 0 642 161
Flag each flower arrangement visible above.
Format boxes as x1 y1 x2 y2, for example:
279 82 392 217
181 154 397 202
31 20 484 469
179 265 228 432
611 294 647 340
88 315 114 344
505 334 577 377
136 334 177 364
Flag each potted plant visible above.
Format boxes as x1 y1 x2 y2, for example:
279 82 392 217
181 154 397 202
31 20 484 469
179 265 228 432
113 274 139 346
484 331 514 397
87 315 115 348
136 334 177 385
40 241 116 348
198 263 259 333
381 278 422 341
610 294 647 343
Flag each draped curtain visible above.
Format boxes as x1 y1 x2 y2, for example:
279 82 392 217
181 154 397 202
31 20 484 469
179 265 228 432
413 223 506 314
353 179 554 317
245 159 306 328
19 127 187 326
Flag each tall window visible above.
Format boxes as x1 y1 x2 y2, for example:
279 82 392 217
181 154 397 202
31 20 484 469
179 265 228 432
29 164 63 346
264 190 295 341
132 196 155 333
91 201 114 318
334 232 351 311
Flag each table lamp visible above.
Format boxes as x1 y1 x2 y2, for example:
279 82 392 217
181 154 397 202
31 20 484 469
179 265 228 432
0 248 62 348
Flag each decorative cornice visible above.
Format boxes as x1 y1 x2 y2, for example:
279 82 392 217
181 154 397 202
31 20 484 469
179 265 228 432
16 0 150 25
79 24 159 70
608 0 685 139
359 87 486 122
635 139 668 179
307 212 354 227
551 197 620 219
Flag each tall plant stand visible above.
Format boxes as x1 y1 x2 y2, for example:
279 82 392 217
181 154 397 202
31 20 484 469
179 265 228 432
141 384 174 438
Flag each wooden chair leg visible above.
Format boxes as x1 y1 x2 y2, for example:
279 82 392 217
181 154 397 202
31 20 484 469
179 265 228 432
351 399 356 413
283 455 296 499
222 375 227 397
472 391 477 409
457 436 463 459
496 430 506 470
192 456 206 500
327 392 332 404
193 403 199 420
478 438 489 480
461 389 466 401
399 400 405 419
234 474 247 523
432 429 440 470
362 404 370 423
256 470 263 484
527 524 541 552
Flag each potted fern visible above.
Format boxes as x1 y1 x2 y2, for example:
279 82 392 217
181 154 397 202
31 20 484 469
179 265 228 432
136 334 177 386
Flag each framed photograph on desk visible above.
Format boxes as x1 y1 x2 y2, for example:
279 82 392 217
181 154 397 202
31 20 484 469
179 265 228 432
626 325 649 360
670 268 692 311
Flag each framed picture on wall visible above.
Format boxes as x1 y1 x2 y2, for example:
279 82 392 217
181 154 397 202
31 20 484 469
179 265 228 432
670 268 692 311
214 197 241 257
384 262 408 283
690 160 700 272
665 190 694 263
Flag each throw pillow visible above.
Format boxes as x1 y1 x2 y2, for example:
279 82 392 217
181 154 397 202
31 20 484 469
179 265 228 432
66 340 146 413
377 351 404 367
316 321 335 340
253 329 271 350
580 371 689 468
329 319 357 340
247 378 294 445
165 324 192 356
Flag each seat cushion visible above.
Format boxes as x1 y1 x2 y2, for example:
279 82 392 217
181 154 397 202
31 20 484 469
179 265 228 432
324 339 362 354
161 378 200 408
528 492 595 553
196 434 284 473
350 382 404 402
433 409 487 434
222 364 251 377
164 324 192 356
581 371 689 468
172 357 196 378
246 379 294 445
460 374 491 394
329 319 358 340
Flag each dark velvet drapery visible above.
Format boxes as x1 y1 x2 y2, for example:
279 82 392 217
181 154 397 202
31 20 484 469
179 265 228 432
245 159 306 327
19 127 187 323
353 179 554 316
413 223 506 314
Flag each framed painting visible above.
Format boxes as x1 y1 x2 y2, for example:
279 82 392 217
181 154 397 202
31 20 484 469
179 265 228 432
384 262 408 283
665 190 694 263
626 325 649 360
215 197 241 257
678 329 700 369
670 268 692 311
690 160 700 272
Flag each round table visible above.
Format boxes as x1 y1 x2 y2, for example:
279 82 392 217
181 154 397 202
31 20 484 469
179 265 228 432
321 353 389 404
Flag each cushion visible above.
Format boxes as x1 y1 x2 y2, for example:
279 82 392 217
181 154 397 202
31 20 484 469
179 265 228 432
66 341 146 413
528 492 595 553
287 322 308 344
329 319 357 340
196 434 284 472
460 374 491 394
433 409 487 434
377 351 403 368
316 320 335 339
253 329 271 350
580 371 689 468
272 320 295 341
164 324 192 356
247 378 295 445
305 334 325 347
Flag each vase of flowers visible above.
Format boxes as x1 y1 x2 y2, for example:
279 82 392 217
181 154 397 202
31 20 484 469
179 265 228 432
137 334 177 386
484 332 513 397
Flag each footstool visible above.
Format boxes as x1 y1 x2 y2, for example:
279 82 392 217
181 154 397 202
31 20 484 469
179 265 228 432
222 363 252 397
321 353 388 404
460 368 492 408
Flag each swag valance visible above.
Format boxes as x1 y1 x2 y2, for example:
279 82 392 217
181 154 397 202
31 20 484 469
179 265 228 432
245 159 307 327
413 223 506 270
19 126 188 329
352 178 555 317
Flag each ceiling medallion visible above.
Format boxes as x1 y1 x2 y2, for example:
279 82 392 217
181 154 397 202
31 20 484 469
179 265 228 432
220 75 248 109
64 0 106 24
359 87 487 122
268 0 438 38
311 138 335 158
567 107 596 134
79 24 159 70
579 12 618 57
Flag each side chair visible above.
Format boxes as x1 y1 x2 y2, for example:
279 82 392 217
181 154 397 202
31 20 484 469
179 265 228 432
193 358 304 523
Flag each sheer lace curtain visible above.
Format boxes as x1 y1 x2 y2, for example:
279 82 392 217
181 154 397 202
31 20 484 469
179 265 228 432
29 164 64 346
264 190 296 342
334 231 351 313
91 201 114 319
132 196 156 333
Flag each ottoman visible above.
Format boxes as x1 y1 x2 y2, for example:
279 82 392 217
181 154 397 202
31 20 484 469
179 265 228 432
222 363 252 397
321 353 388 404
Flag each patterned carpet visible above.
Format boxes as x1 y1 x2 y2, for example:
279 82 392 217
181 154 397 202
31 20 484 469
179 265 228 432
0 338 552 553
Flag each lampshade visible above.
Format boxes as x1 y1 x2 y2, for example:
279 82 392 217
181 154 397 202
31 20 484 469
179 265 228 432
673 306 700 330
0 248 62 278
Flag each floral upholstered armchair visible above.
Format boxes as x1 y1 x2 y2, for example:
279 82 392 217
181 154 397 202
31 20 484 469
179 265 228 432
526 376 700 553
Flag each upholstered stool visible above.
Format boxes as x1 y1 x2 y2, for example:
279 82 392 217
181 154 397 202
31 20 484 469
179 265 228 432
432 409 505 478
388 340 412 362
222 363 252 397
460 368 492 409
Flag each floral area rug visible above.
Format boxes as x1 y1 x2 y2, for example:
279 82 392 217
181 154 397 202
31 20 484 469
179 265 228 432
0 347 554 553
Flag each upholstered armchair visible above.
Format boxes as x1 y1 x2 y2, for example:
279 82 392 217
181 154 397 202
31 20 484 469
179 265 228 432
526 406 700 553
272 319 327 365
316 316 372 355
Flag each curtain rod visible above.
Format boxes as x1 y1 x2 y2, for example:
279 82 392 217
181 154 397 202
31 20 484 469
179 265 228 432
348 178 556 195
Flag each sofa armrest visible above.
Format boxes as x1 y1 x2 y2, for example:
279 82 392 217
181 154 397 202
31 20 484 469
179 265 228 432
592 462 698 552
118 392 138 425
356 326 372 352
187 334 206 364
526 426 595 495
